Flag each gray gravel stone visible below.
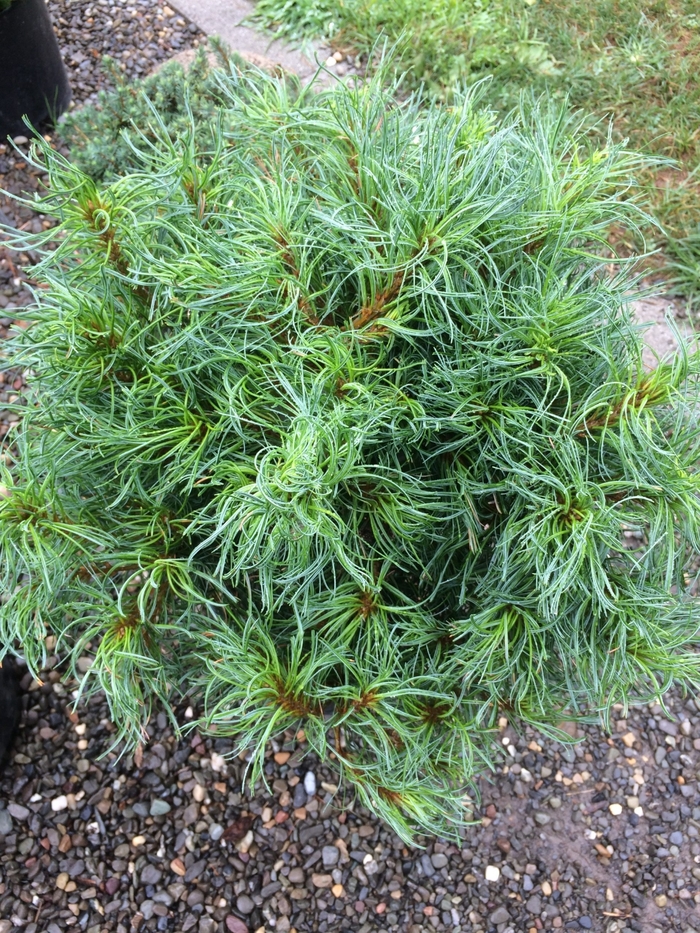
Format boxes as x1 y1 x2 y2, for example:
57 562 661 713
6 802 28 820
236 894 255 915
0 810 12 835
490 905 511 924
293 783 307 808
150 799 171 816
184 858 207 882
140 864 163 885
321 845 339 867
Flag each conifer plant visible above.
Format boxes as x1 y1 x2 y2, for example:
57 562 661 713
2 63 700 842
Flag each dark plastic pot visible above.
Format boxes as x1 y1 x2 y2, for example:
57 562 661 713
0 0 71 138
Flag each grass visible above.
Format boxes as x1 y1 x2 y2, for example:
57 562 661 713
250 0 700 302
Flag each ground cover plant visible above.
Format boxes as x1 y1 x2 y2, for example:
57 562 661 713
3 64 700 842
251 0 700 300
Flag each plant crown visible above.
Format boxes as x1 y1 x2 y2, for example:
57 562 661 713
3 62 700 842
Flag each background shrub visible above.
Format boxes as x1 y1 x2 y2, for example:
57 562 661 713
3 64 700 841
59 44 277 182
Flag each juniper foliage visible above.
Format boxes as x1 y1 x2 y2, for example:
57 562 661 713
3 64 700 841
59 45 234 182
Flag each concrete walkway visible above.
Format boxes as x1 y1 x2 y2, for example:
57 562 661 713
169 0 332 82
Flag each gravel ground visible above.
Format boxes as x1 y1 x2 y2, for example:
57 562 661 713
1 663 700 933
2 5 700 933
51 0 205 106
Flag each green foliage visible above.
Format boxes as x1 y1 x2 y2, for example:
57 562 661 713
668 229 700 313
59 44 254 181
3 64 700 842
251 0 700 288
252 0 556 99
0 0 18 12
250 0 339 45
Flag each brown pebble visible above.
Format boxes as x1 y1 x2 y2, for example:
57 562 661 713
170 858 186 876
312 873 333 888
274 751 291 765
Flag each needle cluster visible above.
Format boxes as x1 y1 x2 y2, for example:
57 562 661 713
2 63 700 841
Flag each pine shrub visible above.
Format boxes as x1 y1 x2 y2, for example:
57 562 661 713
3 64 700 842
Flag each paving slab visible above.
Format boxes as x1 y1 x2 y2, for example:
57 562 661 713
169 0 331 81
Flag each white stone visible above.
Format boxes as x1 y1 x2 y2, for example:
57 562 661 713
304 772 317 795
485 865 500 882
609 803 623 815
51 795 68 812
210 752 226 773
